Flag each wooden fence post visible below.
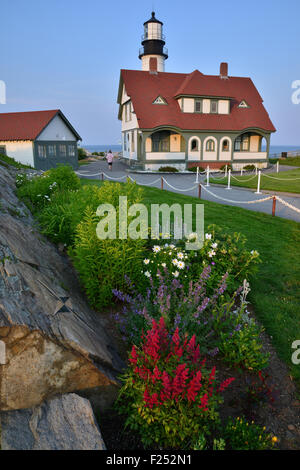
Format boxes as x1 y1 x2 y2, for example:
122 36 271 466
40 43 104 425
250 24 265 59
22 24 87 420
161 176 164 190
198 184 201 199
272 196 277 217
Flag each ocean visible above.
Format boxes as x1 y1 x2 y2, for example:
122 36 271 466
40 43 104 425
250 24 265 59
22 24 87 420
83 144 300 156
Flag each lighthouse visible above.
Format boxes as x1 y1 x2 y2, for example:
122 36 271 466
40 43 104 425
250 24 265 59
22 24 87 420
138 12 168 72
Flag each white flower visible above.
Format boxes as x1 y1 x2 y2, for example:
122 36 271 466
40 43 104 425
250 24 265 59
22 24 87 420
144 271 151 277
208 250 216 258
164 243 169 247
177 261 185 270
172 271 179 278
250 250 259 257
172 258 178 266
143 259 150 265
205 233 212 240
177 252 184 259
152 245 161 253
187 232 197 241
170 244 175 249
161 263 166 268
211 242 218 249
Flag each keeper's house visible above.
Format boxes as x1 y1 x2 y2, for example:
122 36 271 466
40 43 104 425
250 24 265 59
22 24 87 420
117 12 276 171
0 109 81 170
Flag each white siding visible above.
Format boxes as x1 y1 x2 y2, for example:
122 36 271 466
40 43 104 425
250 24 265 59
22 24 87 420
0 140 34 167
233 152 267 160
188 136 201 161
203 136 218 161
146 152 185 160
219 137 232 161
36 115 77 141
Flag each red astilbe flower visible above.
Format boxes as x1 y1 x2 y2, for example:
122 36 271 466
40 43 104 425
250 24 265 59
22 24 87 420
218 377 235 393
129 345 138 365
187 370 202 402
199 393 209 411
160 370 172 401
187 334 201 364
172 363 189 399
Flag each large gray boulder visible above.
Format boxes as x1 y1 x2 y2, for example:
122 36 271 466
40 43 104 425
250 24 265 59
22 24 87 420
0 165 124 411
0 393 106 450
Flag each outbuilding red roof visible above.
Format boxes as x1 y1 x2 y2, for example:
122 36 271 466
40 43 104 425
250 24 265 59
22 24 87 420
119 69 276 133
0 109 81 141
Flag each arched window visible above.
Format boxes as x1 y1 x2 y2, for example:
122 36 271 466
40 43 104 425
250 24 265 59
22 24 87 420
191 139 199 151
206 139 215 152
222 139 230 152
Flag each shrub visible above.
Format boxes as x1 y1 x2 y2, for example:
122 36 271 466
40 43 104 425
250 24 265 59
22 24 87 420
117 317 234 448
220 164 232 171
0 153 32 169
158 166 179 173
188 166 205 172
17 165 80 210
37 184 105 246
243 164 256 171
70 181 147 308
224 417 277 450
78 148 87 160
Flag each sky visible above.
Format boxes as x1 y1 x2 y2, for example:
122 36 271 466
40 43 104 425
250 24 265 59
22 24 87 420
1 0 300 145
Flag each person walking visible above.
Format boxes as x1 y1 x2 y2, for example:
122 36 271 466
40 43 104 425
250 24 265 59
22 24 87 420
106 150 114 171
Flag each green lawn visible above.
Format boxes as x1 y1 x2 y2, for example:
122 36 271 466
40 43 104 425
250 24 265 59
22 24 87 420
277 156 300 167
82 178 300 386
210 168 300 194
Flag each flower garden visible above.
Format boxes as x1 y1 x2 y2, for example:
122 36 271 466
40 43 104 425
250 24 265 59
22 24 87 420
15 165 300 450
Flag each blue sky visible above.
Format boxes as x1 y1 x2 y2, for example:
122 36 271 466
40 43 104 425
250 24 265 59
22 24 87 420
1 0 300 145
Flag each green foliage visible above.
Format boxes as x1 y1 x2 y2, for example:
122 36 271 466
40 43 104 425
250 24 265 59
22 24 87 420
192 434 226 450
117 318 233 449
243 164 256 171
37 185 105 246
188 166 205 172
17 165 80 210
0 153 32 169
219 321 269 371
224 416 277 450
77 148 87 160
220 164 232 171
158 166 179 172
70 181 146 308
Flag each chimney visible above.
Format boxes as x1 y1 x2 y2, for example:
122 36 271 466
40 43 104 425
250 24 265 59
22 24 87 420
220 62 228 79
149 57 158 74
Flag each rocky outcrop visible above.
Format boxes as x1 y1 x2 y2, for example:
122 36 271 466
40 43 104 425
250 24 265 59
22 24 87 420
0 165 124 411
0 393 106 450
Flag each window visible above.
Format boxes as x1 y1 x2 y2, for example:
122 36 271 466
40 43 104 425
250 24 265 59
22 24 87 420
152 130 170 152
0 146 6 155
38 144 46 158
153 96 167 105
68 145 76 157
59 144 67 157
131 132 135 152
206 139 215 152
211 100 218 114
124 102 132 121
123 133 127 151
234 134 250 152
238 100 249 108
191 139 199 151
222 139 230 152
48 145 56 157
194 100 202 113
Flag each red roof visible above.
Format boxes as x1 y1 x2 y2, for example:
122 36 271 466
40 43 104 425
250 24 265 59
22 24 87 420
0 109 81 141
119 69 276 133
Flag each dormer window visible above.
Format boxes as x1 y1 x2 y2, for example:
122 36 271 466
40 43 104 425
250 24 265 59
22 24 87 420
211 100 218 114
238 100 249 108
194 100 202 113
153 96 167 105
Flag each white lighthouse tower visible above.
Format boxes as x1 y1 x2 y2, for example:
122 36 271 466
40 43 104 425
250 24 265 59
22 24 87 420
138 12 168 72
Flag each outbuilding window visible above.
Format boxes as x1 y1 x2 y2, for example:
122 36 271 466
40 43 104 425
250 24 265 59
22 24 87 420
68 145 76 157
0 145 6 155
38 144 46 158
48 145 56 157
59 144 67 157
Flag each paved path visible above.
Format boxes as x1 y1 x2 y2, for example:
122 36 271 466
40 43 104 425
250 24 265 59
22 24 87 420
77 159 300 223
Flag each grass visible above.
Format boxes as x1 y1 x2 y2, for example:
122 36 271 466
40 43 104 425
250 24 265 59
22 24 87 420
278 157 300 167
82 177 300 386
79 160 91 166
0 153 32 169
210 168 300 194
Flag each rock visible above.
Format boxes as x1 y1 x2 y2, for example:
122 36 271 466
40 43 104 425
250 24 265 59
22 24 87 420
0 165 124 411
288 424 296 431
0 393 106 450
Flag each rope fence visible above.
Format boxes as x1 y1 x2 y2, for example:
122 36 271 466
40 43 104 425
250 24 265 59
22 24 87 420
76 168 300 218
